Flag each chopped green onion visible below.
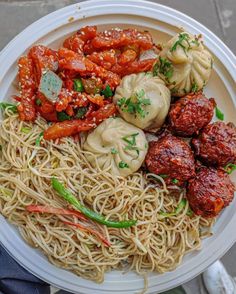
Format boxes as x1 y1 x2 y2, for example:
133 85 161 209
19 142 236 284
35 132 44 146
215 106 224 121
75 107 88 119
224 163 236 175
111 147 118 154
172 178 179 184
39 70 62 102
101 85 113 98
119 161 129 169
35 98 42 106
159 174 168 179
175 199 187 214
57 111 71 122
160 199 187 218
191 82 198 93
122 133 139 146
73 78 84 92
186 207 194 217
170 33 190 53
0 102 18 113
21 127 32 134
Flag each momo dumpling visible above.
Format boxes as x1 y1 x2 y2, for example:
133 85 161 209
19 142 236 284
154 32 213 97
113 73 170 131
83 117 148 177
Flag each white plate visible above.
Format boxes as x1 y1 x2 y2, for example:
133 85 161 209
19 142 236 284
0 1 235 293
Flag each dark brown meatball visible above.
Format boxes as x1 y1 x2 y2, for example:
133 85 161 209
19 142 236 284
145 134 195 185
187 167 235 218
192 121 236 167
168 92 216 137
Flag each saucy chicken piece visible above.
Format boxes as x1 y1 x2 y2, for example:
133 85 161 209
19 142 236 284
168 92 216 137
58 48 120 89
63 26 97 53
187 167 235 218
192 121 236 167
111 59 156 77
43 103 116 140
28 45 58 84
87 49 118 70
17 56 36 121
84 28 153 53
145 134 196 186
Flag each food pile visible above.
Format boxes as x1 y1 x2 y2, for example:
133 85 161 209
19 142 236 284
0 26 235 220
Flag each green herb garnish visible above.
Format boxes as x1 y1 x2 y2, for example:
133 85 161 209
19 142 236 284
101 85 113 98
35 98 42 106
119 161 129 169
159 174 168 179
35 132 44 146
122 133 139 146
0 102 18 113
170 33 190 53
191 82 198 93
160 199 187 218
186 207 194 217
73 78 84 92
75 107 88 119
57 111 71 122
191 39 200 46
111 147 118 154
21 127 31 134
153 57 173 81
117 89 151 118
172 178 179 184
215 106 224 121
224 163 236 175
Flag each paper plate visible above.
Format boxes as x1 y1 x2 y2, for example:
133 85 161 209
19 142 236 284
0 1 235 293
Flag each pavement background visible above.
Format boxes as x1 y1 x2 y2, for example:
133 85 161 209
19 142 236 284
0 0 235 291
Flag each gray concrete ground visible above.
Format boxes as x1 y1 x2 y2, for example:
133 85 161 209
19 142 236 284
0 0 235 291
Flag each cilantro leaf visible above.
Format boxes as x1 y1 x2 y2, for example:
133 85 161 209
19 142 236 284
170 33 190 53
117 90 151 118
118 161 129 168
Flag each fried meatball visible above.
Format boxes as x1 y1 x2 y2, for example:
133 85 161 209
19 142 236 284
168 92 216 137
192 121 236 167
145 134 195 185
187 167 235 218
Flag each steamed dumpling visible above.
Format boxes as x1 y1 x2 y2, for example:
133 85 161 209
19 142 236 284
113 73 170 131
83 117 148 177
155 32 213 97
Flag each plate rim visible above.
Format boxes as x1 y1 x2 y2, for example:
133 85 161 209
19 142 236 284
0 1 236 293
